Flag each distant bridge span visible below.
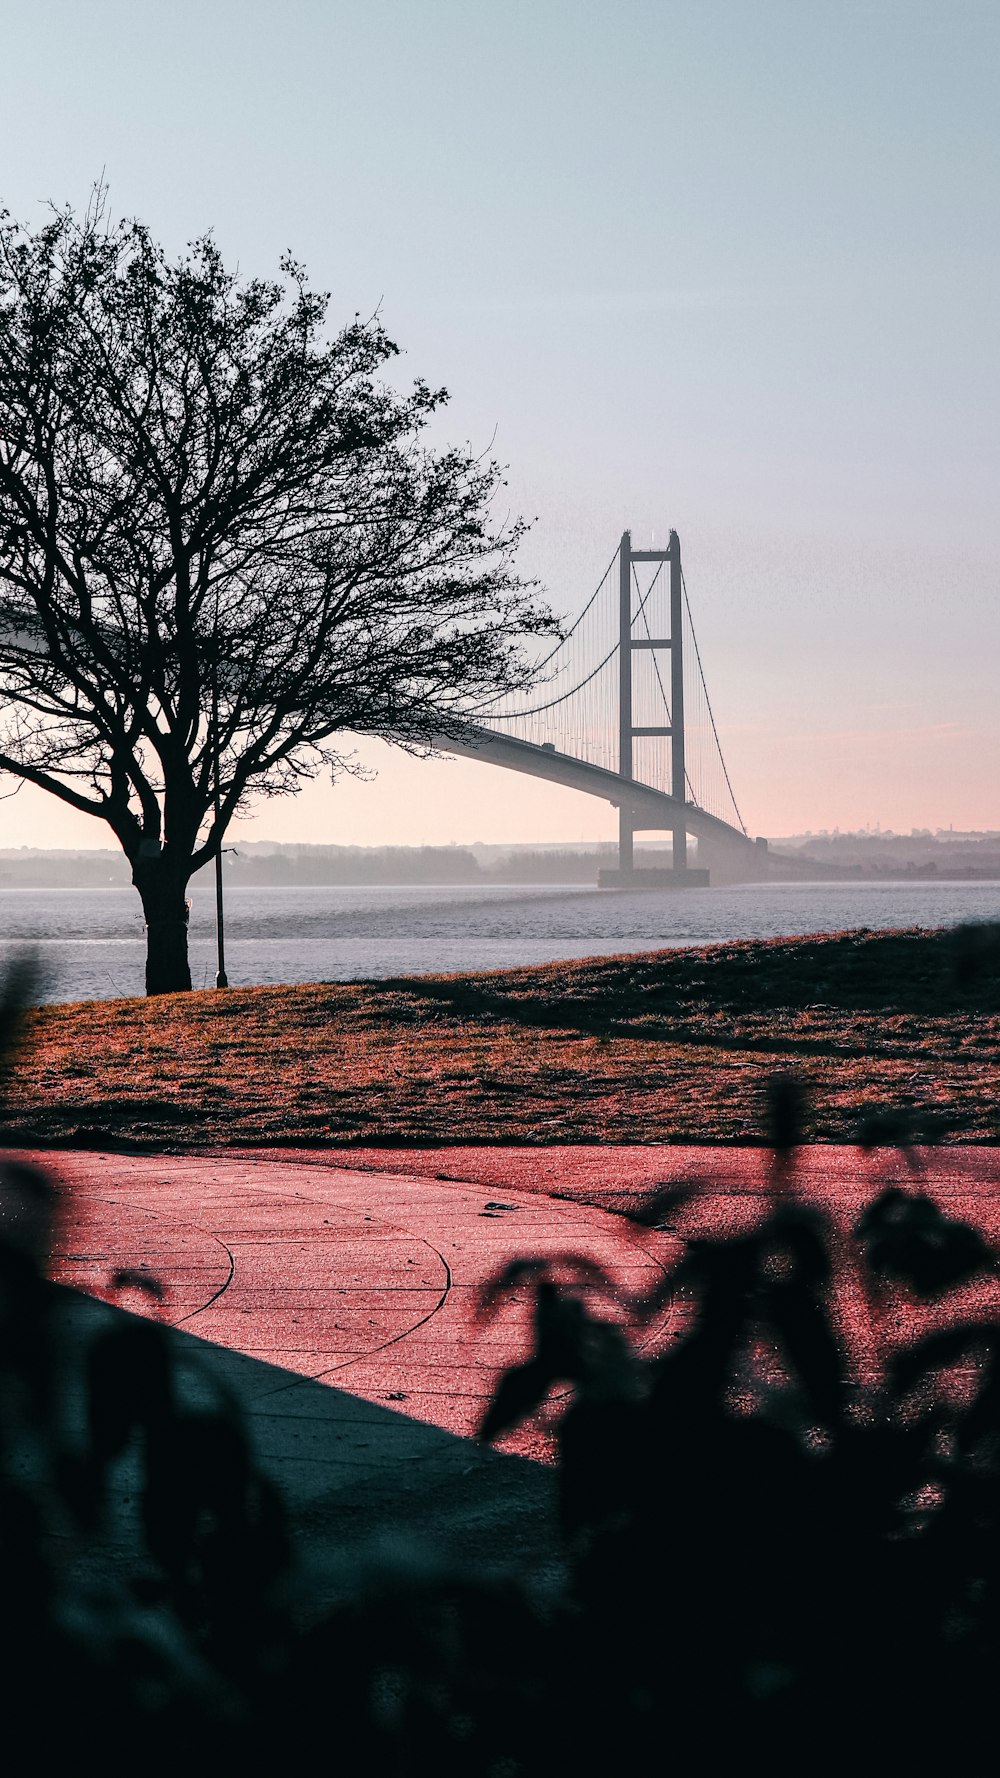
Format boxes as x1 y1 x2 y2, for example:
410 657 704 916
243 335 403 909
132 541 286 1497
428 528 790 885
434 724 772 881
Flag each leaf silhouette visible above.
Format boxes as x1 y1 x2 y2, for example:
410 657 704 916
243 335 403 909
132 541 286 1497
856 1189 995 1297
479 1357 561 1442
87 1319 173 1462
475 1253 618 1322
110 1267 166 1300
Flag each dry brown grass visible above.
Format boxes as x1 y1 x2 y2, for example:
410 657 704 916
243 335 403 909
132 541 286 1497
4 926 999 1149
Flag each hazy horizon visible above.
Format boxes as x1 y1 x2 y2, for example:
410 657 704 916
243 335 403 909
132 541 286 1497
1 1 996 849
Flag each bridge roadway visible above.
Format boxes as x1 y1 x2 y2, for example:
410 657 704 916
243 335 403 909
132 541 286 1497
433 723 769 876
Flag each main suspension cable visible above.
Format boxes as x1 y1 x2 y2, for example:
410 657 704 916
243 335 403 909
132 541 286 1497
681 567 747 834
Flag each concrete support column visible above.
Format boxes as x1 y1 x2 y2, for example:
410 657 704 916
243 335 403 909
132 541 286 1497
618 530 634 873
669 529 687 874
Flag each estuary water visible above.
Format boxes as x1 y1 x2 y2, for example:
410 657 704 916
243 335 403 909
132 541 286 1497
2 879 999 1006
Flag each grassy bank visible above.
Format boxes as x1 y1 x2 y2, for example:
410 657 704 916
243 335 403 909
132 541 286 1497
5 925 999 1149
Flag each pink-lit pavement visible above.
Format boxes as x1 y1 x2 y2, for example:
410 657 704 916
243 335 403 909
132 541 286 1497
43 1149 679 1449
31 1144 1000 1582
43 1144 1000 1426
36 1145 681 1582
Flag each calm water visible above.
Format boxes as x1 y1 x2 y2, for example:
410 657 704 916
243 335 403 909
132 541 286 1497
2 879 999 1005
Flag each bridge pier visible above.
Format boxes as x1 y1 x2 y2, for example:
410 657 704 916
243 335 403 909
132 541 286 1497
610 528 701 885
599 820 709 890
597 862 710 889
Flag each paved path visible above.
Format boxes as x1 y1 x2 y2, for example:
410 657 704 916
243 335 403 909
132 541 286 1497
43 1145 1000 1433
33 1147 682 1586
43 1151 678 1458
26 1144 1000 1588
329 1142 1000 1227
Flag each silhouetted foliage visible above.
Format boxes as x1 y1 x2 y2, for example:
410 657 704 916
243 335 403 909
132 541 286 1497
476 1113 1000 1770
3 942 1000 1773
855 1185 994 1297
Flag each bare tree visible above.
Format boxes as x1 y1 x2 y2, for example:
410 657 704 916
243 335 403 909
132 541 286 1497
0 198 552 992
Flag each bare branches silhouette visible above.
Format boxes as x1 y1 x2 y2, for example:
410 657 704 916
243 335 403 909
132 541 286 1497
0 198 553 991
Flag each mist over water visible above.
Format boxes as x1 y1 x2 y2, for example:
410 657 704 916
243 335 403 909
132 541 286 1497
3 880 999 1005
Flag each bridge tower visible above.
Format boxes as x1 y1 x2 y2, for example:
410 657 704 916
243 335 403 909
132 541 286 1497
614 528 701 883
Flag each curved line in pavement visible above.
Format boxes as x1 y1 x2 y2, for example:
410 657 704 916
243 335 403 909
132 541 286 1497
174 1236 236 1325
227 1162 676 1392
238 1173 676 1402
314 1238 453 1374
57 1163 674 1409
53 1192 237 1324
164 1171 455 1398
231 1232 454 1405
258 1154 675 1283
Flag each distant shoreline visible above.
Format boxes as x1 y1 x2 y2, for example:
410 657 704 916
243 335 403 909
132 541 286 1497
0 831 998 890
2 864 1000 890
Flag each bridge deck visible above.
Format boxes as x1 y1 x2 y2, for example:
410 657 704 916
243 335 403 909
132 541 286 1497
435 724 759 853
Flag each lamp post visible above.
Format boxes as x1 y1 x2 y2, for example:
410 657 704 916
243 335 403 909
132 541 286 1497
211 649 228 989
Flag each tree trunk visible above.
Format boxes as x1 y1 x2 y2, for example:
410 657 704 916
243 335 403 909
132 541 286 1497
133 859 193 995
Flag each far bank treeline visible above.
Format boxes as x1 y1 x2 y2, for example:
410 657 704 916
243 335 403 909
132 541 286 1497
0 845 628 889
4 830 1000 890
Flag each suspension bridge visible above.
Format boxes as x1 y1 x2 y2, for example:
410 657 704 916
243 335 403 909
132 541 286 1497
438 530 771 887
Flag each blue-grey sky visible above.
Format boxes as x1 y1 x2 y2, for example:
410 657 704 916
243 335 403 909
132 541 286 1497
1 0 997 843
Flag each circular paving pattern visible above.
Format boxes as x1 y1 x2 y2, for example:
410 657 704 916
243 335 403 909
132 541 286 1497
44 1151 676 1444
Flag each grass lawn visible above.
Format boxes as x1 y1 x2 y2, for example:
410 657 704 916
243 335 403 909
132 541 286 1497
5 925 999 1150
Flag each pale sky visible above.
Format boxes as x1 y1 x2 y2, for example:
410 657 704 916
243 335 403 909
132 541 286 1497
0 0 997 847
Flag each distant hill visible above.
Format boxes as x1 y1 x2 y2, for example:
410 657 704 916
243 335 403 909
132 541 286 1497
772 830 1000 879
